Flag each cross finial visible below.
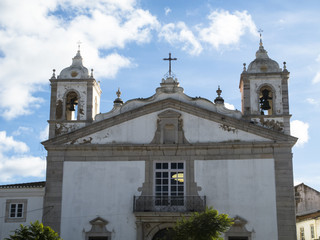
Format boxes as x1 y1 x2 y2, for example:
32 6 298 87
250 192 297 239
116 88 121 98
258 29 263 47
217 85 222 97
77 41 82 51
163 53 177 76
214 85 224 104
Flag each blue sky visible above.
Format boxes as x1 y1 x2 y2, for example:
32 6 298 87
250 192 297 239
0 0 319 190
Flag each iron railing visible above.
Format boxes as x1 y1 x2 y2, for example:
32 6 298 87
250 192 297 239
133 195 206 212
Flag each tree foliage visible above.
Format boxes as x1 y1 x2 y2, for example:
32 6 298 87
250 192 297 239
5 221 62 240
161 207 233 240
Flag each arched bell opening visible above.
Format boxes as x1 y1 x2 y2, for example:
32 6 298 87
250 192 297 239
259 86 273 115
65 91 79 120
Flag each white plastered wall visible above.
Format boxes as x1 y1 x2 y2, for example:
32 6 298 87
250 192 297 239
195 159 278 240
70 110 269 144
60 161 145 240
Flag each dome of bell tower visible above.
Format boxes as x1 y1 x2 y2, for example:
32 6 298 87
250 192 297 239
247 38 281 73
58 50 89 79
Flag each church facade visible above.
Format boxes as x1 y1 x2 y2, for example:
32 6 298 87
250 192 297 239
41 40 297 240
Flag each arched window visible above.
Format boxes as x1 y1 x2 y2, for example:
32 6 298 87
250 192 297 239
259 86 273 115
65 91 79 120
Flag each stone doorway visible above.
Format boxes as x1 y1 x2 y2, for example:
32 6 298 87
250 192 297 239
152 228 174 240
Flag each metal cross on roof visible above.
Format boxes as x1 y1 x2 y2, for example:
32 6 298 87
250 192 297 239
163 53 177 76
77 40 82 51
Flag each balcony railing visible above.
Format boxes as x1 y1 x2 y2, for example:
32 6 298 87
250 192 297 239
133 195 206 212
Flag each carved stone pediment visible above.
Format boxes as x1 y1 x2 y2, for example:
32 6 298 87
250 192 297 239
151 110 189 144
224 215 252 240
85 216 111 240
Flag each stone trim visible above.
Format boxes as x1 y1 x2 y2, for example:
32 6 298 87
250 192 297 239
274 150 296 240
86 82 94 121
42 158 64 234
44 140 295 153
42 98 297 147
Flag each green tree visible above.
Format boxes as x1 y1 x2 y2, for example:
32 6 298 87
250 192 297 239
5 221 62 240
163 207 233 240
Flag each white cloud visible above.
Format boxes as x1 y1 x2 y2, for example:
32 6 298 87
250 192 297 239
158 10 257 55
40 125 49 141
312 72 320 84
165 7 171 16
224 103 235 110
291 120 309 147
0 131 46 182
0 131 29 153
306 98 319 106
159 22 203 56
0 155 46 183
0 0 159 120
198 10 257 49
12 126 34 136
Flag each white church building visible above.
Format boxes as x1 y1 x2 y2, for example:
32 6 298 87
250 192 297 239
1 39 297 240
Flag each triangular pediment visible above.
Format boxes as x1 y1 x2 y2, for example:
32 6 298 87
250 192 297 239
42 98 297 147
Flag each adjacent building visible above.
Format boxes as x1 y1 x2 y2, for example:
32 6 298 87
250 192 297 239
0 182 45 239
295 183 320 240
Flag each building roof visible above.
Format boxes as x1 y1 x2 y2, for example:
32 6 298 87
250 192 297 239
0 181 46 189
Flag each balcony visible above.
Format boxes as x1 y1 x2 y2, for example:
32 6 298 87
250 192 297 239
133 195 206 212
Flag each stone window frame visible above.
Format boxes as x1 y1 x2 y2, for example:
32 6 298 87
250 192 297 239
5 199 28 223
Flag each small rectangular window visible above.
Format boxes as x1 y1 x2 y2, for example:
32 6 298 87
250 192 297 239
5 199 27 222
300 227 305 240
9 203 24 218
311 224 315 239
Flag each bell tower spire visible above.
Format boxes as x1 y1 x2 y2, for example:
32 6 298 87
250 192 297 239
239 35 291 134
48 48 102 139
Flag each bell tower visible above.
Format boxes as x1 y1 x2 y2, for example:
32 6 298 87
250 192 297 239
239 37 291 134
48 49 102 139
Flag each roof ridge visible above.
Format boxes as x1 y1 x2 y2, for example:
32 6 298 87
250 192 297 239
0 181 46 189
